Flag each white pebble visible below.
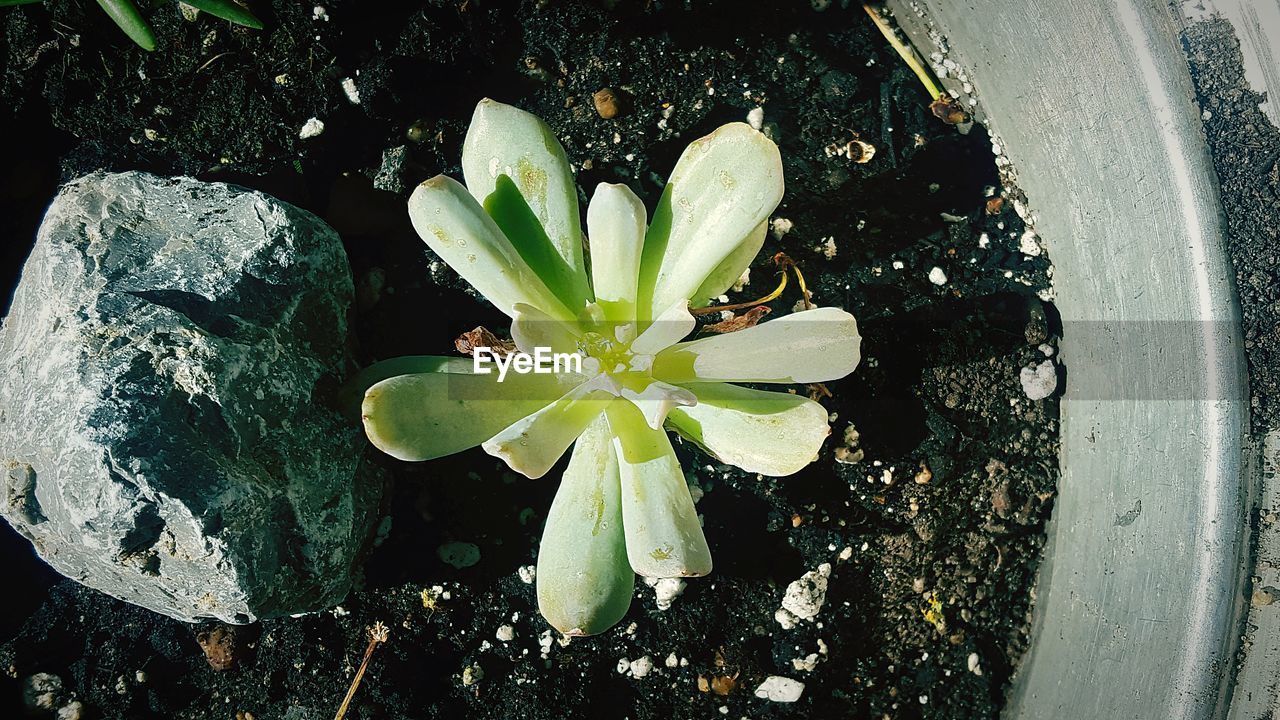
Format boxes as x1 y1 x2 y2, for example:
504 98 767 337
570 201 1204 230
747 107 765 130
517 565 536 584
928 266 948 286
775 607 799 630
299 117 325 139
755 676 805 702
629 656 654 679
780 563 831 623
646 577 686 610
771 217 794 239
616 658 630 674
495 625 515 642
341 77 361 105
665 653 679 668
1018 229 1042 257
1020 360 1057 400
968 652 983 675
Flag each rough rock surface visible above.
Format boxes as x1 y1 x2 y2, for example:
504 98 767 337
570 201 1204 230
0 171 377 623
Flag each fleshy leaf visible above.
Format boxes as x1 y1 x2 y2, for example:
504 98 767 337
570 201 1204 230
587 182 647 322
97 0 157 51
483 175 590 312
652 307 860 384
511 302 582 355
483 381 616 479
409 175 575 321
606 403 712 578
691 218 768 307
339 355 472 418
182 0 265 29
637 123 783 319
536 416 635 636
631 300 695 356
666 383 831 476
462 99 590 310
362 369 577 462
619 379 696 430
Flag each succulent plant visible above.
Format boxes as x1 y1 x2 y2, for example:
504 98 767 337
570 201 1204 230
0 0 262 51
358 99 861 636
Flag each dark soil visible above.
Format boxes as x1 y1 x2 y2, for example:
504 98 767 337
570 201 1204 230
0 2 1058 719
1181 18 1280 435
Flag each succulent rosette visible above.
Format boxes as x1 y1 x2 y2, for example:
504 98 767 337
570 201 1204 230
359 99 861 635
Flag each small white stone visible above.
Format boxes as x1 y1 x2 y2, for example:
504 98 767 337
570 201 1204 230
838 546 853 561
1020 360 1057 400
775 607 799 630
781 563 832 622
978 233 990 249
968 652 983 675
299 117 325 139
665 652 679 668
517 565 536 584
747 107 765 130
928 267 948 286
616 658 630 674
648 577 686 610
791 653 821 672
340 77 361 105
771 217 793 239
1039 343 1054 357
1018 229 1042 257
755 676 805 702
496 625 515 642
629 656 654 679
892 260 905 270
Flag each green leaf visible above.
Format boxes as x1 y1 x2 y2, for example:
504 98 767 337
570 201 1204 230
483 381 615 479
606 403 712 578
690 218 767 307
338 355 472 418
510 302 582 355
666 383 831 476
617 379 695 430
536 416 635 636
462 99 591 311
631 300 695 355
97 0 157 51
637 123 783 319
484 174 589 313
586 182 647 322
181 0 264 29
652 307 861 384
361 368 577 462
408 175 575 321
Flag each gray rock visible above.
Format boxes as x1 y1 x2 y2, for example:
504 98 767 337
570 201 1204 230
372 145 410 194
0 171 380 623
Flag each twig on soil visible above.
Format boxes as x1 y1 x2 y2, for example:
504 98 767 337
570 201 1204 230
195 51 236 74
861 3 944 101
689 253 811 316
333 621 391 720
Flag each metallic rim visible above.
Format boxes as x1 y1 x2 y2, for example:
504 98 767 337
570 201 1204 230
886 2 1251 718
